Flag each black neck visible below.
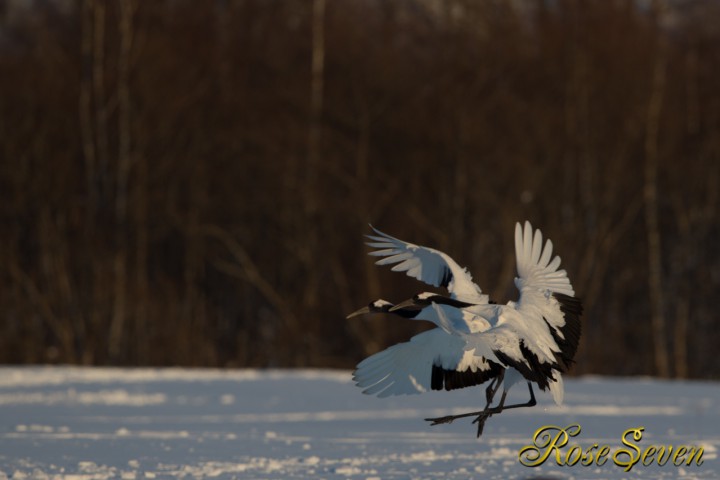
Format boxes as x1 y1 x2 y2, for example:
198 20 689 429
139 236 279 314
426 295 477 309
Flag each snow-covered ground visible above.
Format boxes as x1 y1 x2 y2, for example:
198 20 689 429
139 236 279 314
0 367 717 479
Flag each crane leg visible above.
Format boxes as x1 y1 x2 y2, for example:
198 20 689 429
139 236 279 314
425 370 505 427
484 370 504 406
472 382 536 437
424 381 537 438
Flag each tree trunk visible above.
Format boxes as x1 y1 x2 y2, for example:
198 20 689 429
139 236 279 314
301 0 326 363
643 0 670 378
92 0 109 198
109 0 137 361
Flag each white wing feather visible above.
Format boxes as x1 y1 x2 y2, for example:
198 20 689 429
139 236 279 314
514 221 574 298
504 221 578 405
353 329 494 397
366 226 487 303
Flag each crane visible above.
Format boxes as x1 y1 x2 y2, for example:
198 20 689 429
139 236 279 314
349 221 582 437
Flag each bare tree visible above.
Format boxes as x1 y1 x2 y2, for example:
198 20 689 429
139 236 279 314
643 0 670 378
109 0 137 360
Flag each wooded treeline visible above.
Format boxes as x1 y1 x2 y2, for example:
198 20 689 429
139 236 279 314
1 0 718 378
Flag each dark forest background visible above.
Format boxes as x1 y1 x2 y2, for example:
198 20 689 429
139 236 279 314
1 0 718 378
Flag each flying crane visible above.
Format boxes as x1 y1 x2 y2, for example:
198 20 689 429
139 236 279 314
349 221 582 437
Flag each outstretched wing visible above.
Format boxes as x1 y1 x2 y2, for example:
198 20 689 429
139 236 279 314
366 226 487 303
353 329 502 397
514 220 574 298
512 221 583 374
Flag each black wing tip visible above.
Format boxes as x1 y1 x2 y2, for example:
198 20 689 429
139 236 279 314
431 362 503 392
548 293 583 371
552 293 584 315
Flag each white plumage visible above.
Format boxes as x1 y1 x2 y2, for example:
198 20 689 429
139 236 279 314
354 329 494 397
366 226 489 304
350 221 583 436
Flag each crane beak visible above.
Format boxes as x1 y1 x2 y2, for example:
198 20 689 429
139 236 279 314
346 306 371 319
389 299 417 312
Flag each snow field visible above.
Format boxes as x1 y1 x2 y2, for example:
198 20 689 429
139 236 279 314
0 367 718 479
